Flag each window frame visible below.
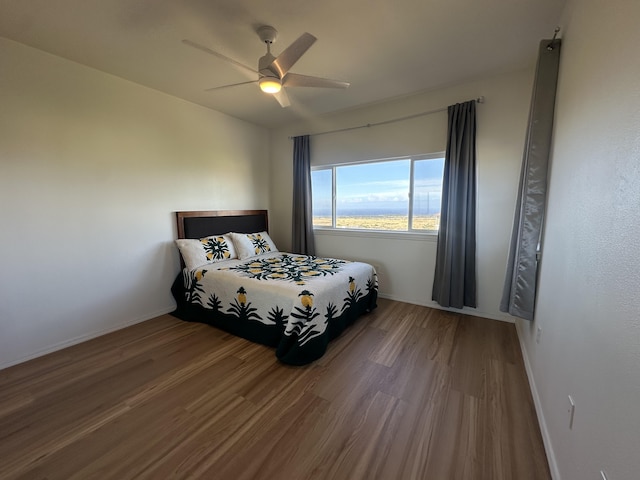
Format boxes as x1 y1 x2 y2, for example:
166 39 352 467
311 152 445 235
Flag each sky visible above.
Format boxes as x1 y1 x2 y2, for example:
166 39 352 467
312 157 444 216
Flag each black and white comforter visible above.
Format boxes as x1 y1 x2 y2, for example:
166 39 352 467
171 252 378 365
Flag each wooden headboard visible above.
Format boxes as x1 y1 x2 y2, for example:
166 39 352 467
176 210 269 239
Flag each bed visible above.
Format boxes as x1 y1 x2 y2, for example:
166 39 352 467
170 210 378 365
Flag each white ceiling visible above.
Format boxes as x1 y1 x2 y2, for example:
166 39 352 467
0 0 565 128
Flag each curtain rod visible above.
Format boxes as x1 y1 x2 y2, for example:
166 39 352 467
288 96 484 139
546 27 561 51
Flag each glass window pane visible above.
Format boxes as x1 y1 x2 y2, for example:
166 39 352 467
335 160 410 231
311 169 332 227
412 157 445 230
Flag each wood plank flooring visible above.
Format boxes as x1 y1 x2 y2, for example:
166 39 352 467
0 299 550 479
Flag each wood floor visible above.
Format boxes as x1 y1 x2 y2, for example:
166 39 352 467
0 298 550 480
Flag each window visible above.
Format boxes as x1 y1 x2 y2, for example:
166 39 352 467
311 154 445 232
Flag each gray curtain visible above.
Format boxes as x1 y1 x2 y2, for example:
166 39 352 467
291 135 316 255
500 39 561 320
432 100 477 308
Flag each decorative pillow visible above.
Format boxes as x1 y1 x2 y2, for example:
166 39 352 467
175 234 237 271
230 231 279 260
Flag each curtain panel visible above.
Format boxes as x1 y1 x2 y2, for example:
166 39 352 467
432 100 477 309
500 39 562 320
291 135 316 255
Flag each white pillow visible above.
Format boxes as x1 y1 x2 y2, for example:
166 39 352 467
230 231 278 260
175 234 237 271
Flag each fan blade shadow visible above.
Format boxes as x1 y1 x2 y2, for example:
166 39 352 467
205 80 258 92
284 73 350 89
182 39 259 76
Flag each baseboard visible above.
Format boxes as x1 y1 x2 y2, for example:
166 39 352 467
515 321 561 480
377 292 515 323
0 305 176 371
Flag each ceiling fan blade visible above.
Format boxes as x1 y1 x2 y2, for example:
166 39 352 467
273 88 291 108
283 73 350 89
205 80 258 92
182 39 259 76
269 32 316 78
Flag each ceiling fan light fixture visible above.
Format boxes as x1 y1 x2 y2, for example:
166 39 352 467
259 76 282 94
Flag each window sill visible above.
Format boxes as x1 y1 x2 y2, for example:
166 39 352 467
313 227 438 242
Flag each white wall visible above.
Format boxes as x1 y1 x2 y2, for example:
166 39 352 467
0 38 269 369
516 0 640 479
269 69 533 321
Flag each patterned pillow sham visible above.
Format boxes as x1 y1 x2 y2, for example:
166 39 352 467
175 234 237 271
230 231 279 260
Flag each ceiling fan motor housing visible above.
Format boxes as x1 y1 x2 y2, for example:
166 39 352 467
258 54 278 77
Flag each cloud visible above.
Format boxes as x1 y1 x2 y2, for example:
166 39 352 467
414 178 443 188
335 179 442 205
338 191 407 204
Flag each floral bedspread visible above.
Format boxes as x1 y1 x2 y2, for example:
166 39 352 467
171 252 378 365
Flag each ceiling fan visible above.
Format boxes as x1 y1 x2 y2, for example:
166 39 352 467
182 25 350 108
